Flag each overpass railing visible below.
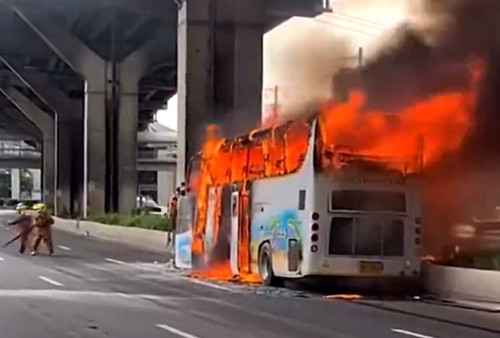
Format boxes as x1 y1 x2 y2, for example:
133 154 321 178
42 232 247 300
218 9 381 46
0 147 41 159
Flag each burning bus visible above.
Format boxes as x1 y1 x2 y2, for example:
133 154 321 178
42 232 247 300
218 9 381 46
174 54 478 285
176 114 427 285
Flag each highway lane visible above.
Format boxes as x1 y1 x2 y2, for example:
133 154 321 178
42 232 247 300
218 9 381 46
0 210 499 338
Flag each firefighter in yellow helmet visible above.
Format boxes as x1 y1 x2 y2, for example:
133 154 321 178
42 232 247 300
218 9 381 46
3 203 33 254
31 203 54 256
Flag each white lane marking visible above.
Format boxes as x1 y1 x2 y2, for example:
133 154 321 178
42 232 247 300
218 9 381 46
57 245 71 251
38 276 63 287
156 324 200 338
189 278 233 292
0 257 4 261
105 258 126 265
391 329 435 338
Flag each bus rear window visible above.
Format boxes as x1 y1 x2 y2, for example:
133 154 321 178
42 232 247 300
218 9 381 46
330 190 406 213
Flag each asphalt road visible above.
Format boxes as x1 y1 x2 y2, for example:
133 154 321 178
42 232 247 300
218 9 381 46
0 210 499 338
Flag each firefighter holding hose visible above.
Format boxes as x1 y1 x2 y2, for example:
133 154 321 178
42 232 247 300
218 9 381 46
3 203 33 254
31 203 54 256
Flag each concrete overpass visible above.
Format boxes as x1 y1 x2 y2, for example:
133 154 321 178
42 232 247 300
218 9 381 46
0 0 324 217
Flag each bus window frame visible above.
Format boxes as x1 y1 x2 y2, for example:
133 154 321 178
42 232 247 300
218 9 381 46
327 190 408 216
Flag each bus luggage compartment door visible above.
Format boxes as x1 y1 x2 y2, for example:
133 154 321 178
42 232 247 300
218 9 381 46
230 191 240 275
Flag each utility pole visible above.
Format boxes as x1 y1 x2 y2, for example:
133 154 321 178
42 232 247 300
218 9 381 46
358 47 364 67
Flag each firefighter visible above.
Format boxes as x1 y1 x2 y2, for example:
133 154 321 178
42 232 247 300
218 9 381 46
31 203 54 256
5 203 33 254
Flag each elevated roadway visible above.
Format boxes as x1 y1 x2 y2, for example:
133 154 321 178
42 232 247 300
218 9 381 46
0 0 324 217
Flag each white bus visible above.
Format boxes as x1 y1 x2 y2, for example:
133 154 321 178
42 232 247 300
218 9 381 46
176 119 423 286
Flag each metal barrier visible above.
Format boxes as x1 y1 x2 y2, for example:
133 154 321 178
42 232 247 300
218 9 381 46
424 264 500 303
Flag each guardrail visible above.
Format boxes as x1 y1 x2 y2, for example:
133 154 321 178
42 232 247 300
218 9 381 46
424 264 500 303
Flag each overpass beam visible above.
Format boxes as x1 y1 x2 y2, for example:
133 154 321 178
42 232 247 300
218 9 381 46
177 0 265 182
10 3 107 217
0 87 56 211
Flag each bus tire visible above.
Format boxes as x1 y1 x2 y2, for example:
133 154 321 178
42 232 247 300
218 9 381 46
259 243 279 286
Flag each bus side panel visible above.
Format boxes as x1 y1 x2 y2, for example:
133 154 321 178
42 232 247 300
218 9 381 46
175 194 195 269
250 172 313 277
249 122 316 278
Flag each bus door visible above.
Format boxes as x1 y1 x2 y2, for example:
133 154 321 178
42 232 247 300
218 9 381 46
230 191 240 275
175 194 195 269
239 184 252 275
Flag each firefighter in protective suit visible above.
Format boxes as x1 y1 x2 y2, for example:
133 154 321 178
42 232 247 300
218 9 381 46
5 203 33 254
31 203 54 256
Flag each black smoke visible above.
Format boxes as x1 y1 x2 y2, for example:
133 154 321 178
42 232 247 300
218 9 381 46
333 0 500 155
331 1 500 255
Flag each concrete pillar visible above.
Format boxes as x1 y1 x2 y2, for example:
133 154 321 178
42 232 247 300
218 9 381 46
10 169 20 200
29 169 41 200
56 121 72 216
83 66 107 217
177 0 265 183
158 170 175 207
42 134 55 209
116 65 140 214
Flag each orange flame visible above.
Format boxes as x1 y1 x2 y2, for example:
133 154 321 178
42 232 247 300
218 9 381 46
318 90 474 167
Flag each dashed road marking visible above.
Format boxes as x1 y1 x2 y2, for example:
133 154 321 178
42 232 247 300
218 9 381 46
105 258 126 265
156 324 200 338
189 278 233 292
391 328 435 338
38 276 63 287
0 257 4 261
57 245 71 251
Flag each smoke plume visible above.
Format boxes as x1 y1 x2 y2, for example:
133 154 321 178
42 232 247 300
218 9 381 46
264 17 349 122
334 0 500 146
329 0 500 255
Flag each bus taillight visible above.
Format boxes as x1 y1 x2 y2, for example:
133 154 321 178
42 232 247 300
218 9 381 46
312 212 319 221
312 223 319 231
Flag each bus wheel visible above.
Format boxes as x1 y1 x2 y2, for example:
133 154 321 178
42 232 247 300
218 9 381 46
259 243 278 286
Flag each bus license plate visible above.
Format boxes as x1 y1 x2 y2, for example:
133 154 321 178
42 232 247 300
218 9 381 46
358 261 384 274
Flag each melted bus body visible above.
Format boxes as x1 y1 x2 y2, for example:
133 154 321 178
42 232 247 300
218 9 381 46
176 119 423 285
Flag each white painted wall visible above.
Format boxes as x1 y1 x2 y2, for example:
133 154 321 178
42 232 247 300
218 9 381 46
29 169 41 200
10 169 20 200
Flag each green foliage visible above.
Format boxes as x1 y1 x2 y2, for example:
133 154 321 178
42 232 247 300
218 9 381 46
449 252 500 271
89 214 173 232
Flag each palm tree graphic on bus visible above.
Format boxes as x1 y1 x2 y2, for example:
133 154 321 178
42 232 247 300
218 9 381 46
269 210 302 253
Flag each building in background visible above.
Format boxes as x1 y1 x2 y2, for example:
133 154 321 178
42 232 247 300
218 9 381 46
137 122 177 207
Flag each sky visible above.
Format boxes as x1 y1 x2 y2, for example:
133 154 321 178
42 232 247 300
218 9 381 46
156 94 177 131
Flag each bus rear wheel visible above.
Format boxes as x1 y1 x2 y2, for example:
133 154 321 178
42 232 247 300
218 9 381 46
259 243 279 286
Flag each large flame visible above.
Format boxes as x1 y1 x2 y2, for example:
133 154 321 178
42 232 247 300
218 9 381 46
318 90 473 167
